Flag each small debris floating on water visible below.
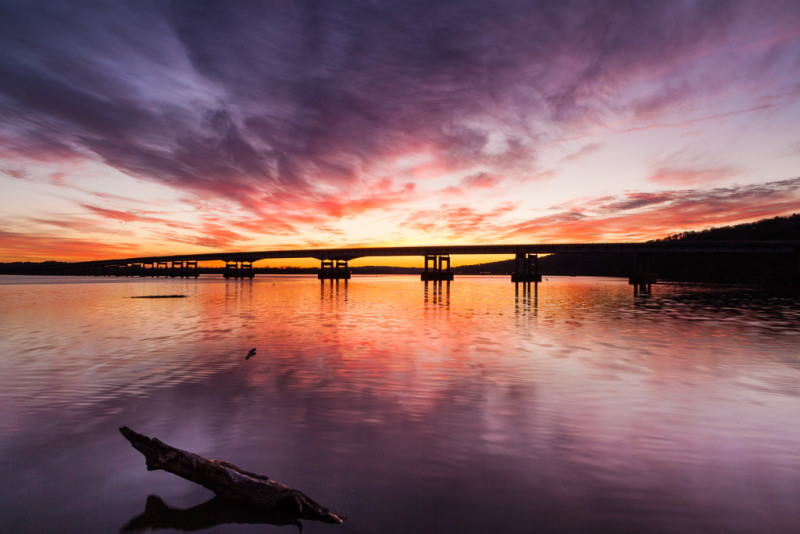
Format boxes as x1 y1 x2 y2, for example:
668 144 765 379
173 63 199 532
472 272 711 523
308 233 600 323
246 348 256 360
130 294 187 299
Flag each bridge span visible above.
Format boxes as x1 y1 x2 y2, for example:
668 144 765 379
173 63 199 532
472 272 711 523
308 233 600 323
76 241 800 293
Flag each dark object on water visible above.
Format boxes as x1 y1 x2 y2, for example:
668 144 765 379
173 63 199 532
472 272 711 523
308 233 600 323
246 348 256 360
121 494 307 532
119 426 344 525
130 295 186 299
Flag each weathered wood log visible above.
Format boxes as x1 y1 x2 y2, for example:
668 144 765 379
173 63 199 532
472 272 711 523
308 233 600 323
120 426 344 524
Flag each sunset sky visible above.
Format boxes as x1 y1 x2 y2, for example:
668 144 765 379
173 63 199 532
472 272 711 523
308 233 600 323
2 0 800 264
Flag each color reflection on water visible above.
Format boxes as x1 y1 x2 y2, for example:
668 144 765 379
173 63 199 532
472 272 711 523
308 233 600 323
0 275 798 533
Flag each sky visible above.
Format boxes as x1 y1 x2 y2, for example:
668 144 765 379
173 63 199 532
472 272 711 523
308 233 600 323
2 0 800 264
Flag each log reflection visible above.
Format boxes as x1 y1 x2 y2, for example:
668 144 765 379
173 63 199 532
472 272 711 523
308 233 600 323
121 494 302 532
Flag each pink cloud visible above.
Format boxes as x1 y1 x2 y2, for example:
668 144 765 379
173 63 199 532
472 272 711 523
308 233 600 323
460 173 499 189
1 167 27 179
648 166 737 186
403 203 518 239
157 223 245 249
81 205 158 224
558 143 603 165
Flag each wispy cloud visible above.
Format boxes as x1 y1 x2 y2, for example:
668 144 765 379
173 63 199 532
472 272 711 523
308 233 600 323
559 143 604 166
509 177 800 241
403 203 518 239
645 146 741 186
156 223 245 250
648 166 737 186
80 205 170 224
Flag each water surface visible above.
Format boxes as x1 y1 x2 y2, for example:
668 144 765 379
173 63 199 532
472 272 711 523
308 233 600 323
1 275 798 533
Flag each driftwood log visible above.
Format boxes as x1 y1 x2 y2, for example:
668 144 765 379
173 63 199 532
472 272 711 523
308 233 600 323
120 426 344 525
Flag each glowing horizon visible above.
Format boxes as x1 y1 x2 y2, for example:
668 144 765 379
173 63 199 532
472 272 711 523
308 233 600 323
2 1 800 263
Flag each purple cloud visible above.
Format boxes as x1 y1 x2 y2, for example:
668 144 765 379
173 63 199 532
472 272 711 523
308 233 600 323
1 0 799 221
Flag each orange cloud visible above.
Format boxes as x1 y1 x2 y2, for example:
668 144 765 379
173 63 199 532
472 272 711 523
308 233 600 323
0 230 141 262
403 203 518 240
156 223 245 250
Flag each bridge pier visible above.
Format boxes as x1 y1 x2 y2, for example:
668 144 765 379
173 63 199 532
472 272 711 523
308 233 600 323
138 262 154 277
186 260 199 278
171 260 199 278
103 263 122 276
629 252 656 294
511 252 542 283
421 254 454 281
224 260 254 279
126 263 143 277
318 259 351 280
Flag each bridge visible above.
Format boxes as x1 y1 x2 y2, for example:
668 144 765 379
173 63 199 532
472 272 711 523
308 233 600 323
75 241 800 293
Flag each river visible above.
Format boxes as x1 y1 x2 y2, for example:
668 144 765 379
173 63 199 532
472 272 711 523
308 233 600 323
1 275 798 533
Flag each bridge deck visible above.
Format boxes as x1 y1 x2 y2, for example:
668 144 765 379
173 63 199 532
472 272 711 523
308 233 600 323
77 241 799 266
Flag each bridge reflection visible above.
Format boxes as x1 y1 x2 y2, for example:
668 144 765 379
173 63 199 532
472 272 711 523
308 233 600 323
424 280 450 308
320 278 348 301
515 281 538 317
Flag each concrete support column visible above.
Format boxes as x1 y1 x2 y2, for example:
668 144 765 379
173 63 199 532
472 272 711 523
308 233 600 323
629 252 656 294
167 260 198 278
186 260 199 278
224 260 254 279
319 259 351 280
511 252 542 283
421 254 454 281
140 262 154 277
223 261 237 278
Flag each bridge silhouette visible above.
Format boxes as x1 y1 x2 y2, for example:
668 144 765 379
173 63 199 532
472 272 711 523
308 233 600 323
76 241 800 293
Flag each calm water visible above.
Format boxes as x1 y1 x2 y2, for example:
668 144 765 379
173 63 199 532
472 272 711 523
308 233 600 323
1 275 799 533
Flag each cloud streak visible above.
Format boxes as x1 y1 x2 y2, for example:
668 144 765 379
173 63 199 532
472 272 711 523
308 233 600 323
508 178 800 241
